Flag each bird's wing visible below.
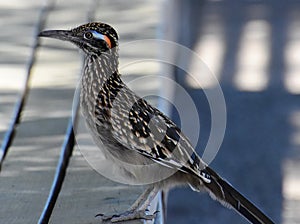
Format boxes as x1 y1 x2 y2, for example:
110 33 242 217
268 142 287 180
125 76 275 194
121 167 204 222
109 91 205 177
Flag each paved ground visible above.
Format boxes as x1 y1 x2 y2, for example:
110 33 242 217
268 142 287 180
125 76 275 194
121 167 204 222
1 1 300 224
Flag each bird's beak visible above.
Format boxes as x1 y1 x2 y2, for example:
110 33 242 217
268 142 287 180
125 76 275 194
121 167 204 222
39 30 75 42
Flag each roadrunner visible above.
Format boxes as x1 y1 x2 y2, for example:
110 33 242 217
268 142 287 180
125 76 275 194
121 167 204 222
39 22 274 223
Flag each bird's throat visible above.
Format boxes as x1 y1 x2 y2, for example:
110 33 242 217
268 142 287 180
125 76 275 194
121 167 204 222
83 53 119 87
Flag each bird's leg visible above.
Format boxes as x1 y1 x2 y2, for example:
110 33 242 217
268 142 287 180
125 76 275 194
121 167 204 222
129 186 154 211
137 186 159 211
98 186 160 223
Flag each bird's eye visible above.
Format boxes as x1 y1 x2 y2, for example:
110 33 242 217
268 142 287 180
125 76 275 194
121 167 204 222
84 31 93 39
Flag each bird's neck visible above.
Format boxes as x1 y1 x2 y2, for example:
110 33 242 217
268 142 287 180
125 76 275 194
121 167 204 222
80 51 123 128
80 52 121 113
82 52 120 88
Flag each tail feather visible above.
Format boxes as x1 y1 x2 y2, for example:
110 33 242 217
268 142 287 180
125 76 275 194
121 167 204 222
202 166 274 224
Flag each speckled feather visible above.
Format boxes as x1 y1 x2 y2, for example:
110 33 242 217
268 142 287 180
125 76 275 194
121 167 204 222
39 22 275 224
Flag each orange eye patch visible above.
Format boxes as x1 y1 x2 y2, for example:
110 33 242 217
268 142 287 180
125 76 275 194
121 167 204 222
103 35 112 48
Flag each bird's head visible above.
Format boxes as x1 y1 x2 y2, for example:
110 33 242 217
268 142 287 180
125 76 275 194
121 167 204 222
39 22 119 56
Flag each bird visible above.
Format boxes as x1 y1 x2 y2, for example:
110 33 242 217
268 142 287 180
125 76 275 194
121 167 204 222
39 22 274 223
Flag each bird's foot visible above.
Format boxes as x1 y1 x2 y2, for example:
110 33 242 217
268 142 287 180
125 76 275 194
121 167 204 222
96 209 159 223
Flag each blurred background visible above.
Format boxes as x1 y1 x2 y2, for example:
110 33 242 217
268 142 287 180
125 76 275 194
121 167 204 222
0 0 299 223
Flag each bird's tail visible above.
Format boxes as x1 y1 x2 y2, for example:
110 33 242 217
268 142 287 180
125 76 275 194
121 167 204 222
201 166 274 224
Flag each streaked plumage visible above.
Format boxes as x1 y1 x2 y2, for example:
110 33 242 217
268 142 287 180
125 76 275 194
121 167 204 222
39 22 274 224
